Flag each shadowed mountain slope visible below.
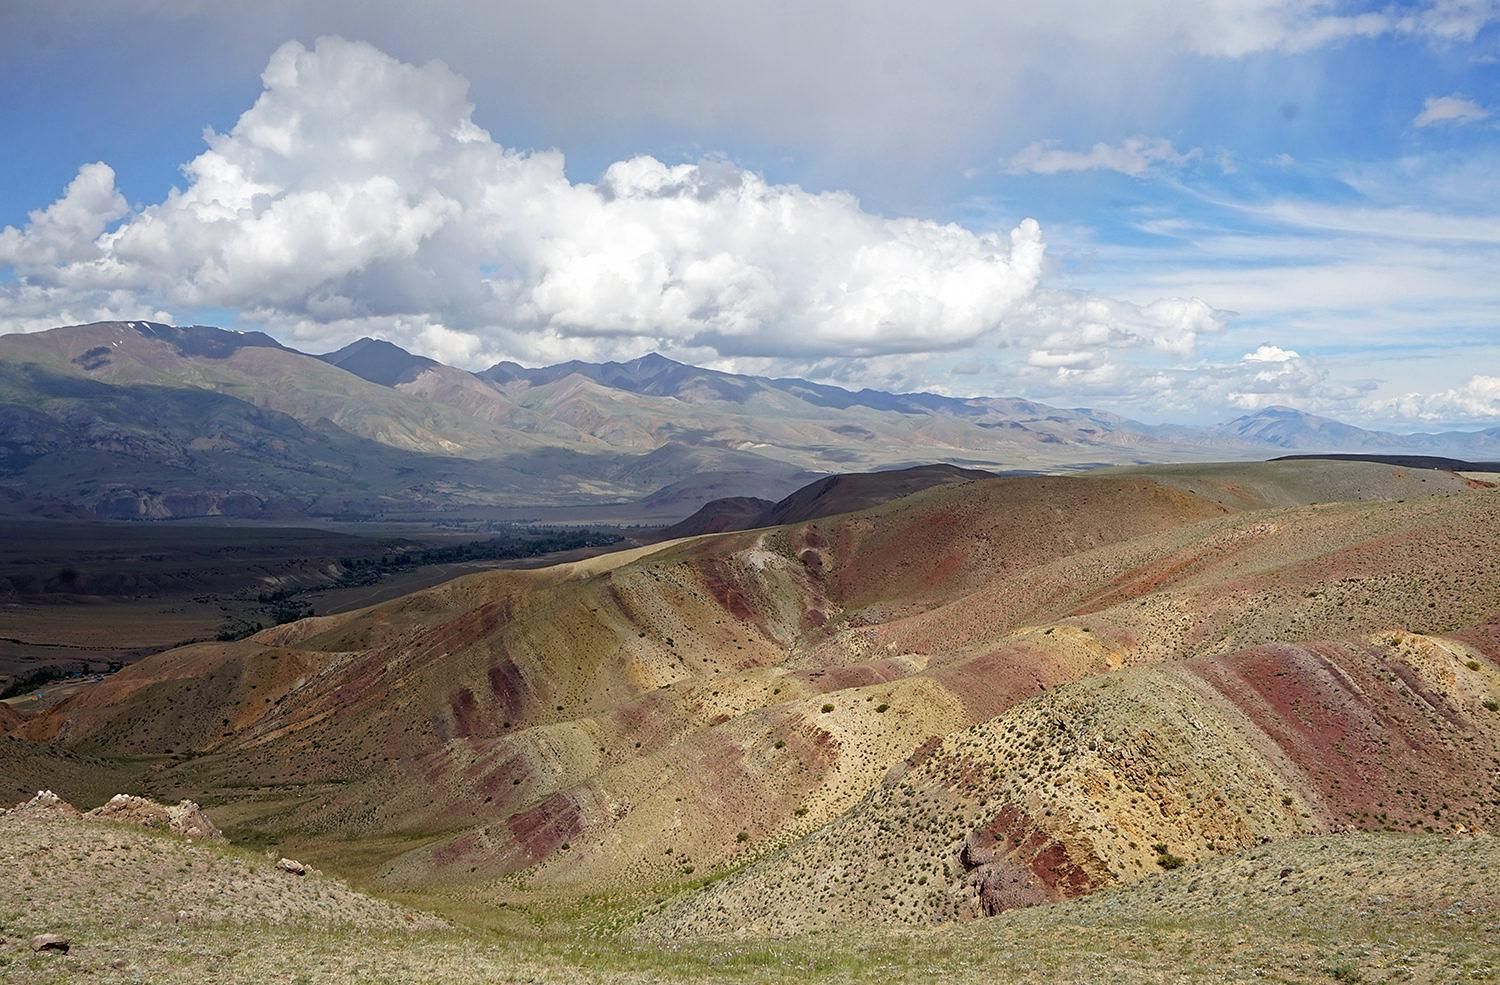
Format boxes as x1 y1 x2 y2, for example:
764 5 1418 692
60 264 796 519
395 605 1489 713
658 496 777 537
660 463 994 538
318 336 442 386
1273 452 1500 472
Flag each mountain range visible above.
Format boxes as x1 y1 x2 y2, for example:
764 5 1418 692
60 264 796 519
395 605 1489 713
2 320 1498 521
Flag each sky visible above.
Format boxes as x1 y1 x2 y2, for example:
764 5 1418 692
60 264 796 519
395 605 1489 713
1 1 1498 428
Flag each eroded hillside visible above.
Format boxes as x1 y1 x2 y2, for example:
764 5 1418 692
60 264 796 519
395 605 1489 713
648 626 1500 935
12 460 1500 930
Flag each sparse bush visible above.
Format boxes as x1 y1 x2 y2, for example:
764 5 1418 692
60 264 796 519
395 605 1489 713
736 831 750 843
1483 699 1499 712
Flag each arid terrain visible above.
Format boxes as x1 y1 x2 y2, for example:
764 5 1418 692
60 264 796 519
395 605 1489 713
2 798 1495 984
2 457 1497 981
7 4 1500 979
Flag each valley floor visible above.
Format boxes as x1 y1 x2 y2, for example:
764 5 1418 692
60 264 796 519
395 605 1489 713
3 808 1494 984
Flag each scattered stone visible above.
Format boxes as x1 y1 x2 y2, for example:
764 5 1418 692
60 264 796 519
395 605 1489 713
30 933 71 953
276 857 307 876
110 959 127 971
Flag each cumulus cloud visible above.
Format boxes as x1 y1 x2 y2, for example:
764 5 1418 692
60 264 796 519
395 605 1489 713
1377 375 1500 422
1414 93 1492 126
995 293 1231 401
0 162 127 270
0 37 1053 363
1013 293 1229 362
1009 340 1387 421
1242 343 1300 363
1004 137 1201 177
1220 345 1380 411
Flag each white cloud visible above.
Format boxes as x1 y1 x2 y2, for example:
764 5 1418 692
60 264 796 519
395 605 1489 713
1005 137 1201 177
1167 347 1377 416
0 38 1050 362
1027 349 1099 369
1012 293 1229 360
1377 375 1500 422
1414 93 1492 127
0 162 127 270
1242 344 1300 363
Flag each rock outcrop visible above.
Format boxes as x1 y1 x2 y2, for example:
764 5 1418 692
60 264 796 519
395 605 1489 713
88 794 223 840
15 789 80 818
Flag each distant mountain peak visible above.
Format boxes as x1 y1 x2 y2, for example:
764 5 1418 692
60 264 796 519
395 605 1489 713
318 336 439 387
1237 405 1313 420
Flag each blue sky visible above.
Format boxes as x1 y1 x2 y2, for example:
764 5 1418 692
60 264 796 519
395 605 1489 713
1 1 1497 427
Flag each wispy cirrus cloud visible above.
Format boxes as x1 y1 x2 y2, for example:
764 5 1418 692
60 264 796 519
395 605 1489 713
1004 137 1202 177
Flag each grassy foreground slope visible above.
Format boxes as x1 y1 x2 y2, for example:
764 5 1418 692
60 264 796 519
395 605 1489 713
2 805 1495 984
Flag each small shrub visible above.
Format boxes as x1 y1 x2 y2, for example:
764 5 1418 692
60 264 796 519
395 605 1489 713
1484 699 1499 712
876 703 890 713
736 831 750 843
1156 853 1185 870
821 703 834 713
